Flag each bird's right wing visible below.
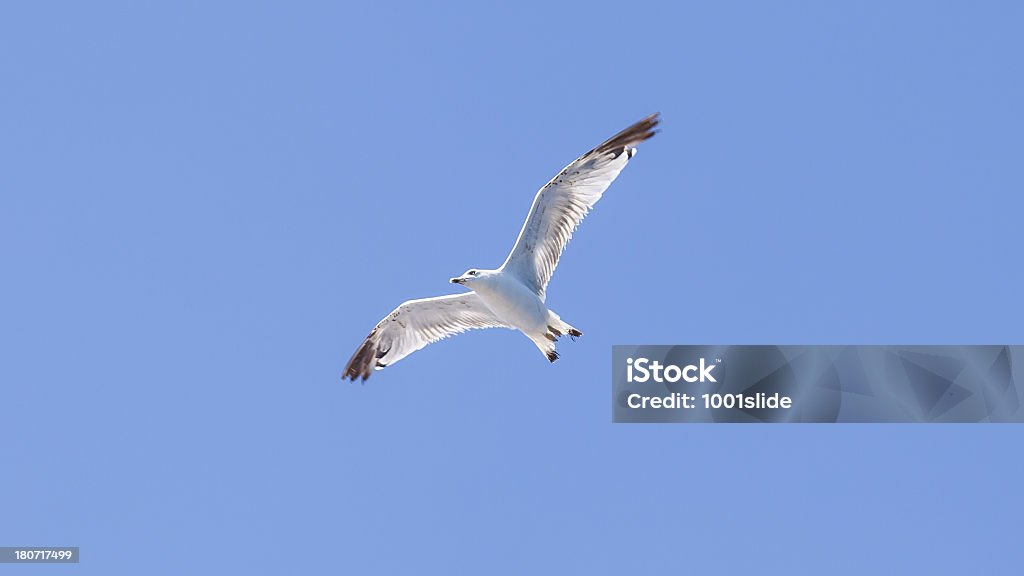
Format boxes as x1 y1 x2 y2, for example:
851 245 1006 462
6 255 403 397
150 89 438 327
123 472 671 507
343 293 510 381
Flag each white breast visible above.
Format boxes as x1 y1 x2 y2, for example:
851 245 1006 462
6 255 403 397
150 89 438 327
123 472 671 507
470 272 548 333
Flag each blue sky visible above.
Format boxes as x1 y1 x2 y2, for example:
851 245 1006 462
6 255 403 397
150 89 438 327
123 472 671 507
2 1 1022 573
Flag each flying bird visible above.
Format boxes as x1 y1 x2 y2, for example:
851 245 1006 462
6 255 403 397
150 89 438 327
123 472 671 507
343 114 660 380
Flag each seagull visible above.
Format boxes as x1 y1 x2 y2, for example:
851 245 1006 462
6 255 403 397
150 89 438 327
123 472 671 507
343 114 660 380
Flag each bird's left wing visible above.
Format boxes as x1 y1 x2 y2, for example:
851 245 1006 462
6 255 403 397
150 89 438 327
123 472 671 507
343 293 510 381
500 113 660 298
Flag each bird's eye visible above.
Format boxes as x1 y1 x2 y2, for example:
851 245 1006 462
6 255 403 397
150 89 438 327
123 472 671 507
469 270 477 275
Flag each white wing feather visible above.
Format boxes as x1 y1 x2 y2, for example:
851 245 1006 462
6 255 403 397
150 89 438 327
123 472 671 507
343 293 509 380
500 114 660 298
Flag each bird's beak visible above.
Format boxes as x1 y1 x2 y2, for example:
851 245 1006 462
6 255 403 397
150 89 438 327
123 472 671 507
450 277 464 284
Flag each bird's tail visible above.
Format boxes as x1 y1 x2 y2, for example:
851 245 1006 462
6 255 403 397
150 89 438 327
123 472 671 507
528 311 584 362
546 311 583 341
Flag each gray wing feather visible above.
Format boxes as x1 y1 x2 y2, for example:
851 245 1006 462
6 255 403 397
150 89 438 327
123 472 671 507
343 293 509 381
500 114 659 298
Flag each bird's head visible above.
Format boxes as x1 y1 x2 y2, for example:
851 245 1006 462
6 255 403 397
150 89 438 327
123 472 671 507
451 268 489 285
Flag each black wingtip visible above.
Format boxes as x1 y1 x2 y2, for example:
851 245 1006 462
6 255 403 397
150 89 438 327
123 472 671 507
343 335 379 382
592 113 660 158
546 350 560 363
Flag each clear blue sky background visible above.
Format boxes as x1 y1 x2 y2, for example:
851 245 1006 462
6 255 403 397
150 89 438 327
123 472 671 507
2 1 1022 574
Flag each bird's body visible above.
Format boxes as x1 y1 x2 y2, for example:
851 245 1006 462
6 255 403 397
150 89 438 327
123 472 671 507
450 268 578 362
464 271 547 336
343 114 660 380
